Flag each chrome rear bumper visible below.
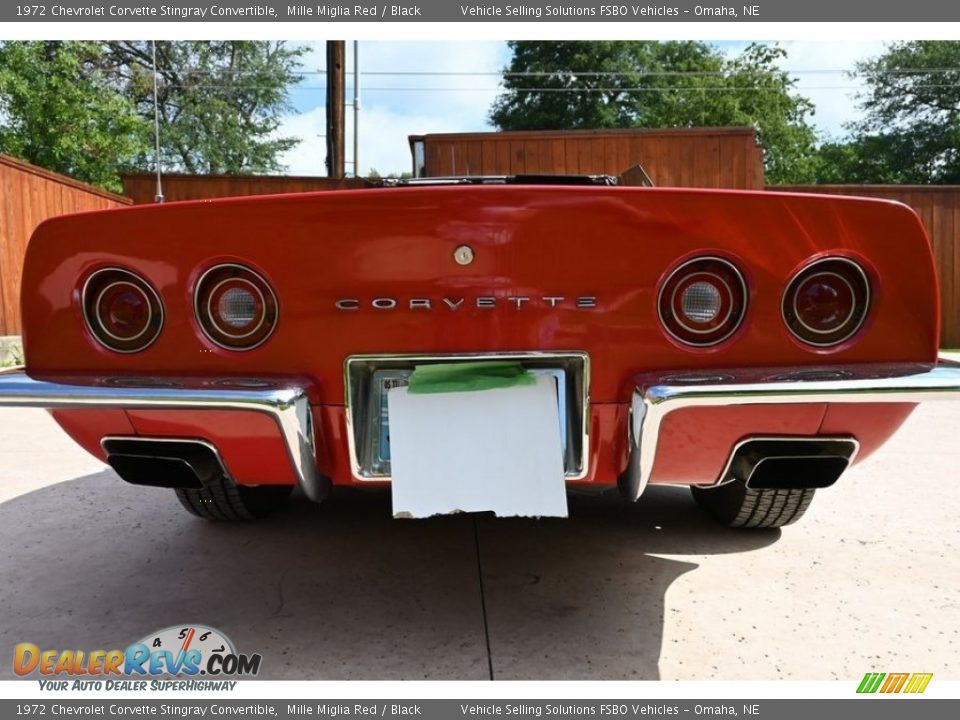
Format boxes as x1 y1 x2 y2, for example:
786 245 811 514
4 360 960 504
621 359 960 501
0 368 326 502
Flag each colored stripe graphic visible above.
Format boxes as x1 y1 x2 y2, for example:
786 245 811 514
857 672 932 694
857 672 885 693
881 673 909 693
904 673 934 694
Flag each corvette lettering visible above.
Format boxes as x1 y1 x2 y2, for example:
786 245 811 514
335 296 597 310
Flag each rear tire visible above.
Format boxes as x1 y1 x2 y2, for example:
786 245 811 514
175 478 292 521
691 480 816 529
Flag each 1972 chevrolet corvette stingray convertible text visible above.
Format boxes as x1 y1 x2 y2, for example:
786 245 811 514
2 175 960 528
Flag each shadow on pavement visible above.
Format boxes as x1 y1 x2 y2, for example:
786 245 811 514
0 472 777 680
476 488 777 679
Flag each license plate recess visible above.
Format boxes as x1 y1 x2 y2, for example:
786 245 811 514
345 353 588 480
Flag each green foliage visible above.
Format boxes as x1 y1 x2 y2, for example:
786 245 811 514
1 341 24 368
816 41 960 184
0 41 149 192
366 168 413 179
812 138 910 184
0 41 305 189
103 41 305 175
490 41 819 184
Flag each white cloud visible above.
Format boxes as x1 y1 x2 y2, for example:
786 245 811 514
774 40 889 140
278 40 509 176
276 106 327 176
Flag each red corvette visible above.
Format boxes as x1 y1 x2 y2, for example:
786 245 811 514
2 176 959 528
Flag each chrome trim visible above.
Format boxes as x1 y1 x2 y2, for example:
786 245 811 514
782 256 871 348
194 263 279 351
623 359 960 501
699 435 860 489
0 369 326 502
82 268 164 354
343 352 591 482
100 434 223 454
657 256 748 347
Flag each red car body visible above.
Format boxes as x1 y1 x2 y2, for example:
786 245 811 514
2 181 959 527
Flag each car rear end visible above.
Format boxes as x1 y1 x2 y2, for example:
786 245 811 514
2 182 959 526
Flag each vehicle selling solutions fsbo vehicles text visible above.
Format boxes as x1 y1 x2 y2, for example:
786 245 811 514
457 5 754 17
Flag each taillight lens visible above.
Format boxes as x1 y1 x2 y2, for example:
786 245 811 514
783 257 870 347
82 269 163 353
195 264 278 350
658 257 748 347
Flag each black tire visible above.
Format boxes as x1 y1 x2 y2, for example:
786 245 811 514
691 480 816 529
175 478 293 521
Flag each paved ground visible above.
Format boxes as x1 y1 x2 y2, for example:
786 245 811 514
1 401 959 681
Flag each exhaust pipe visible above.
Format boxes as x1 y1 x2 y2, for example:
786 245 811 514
101 437 229 490
719 437 859 490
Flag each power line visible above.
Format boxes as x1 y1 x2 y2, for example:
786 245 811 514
171 67 960 77
163 84 960 92
359 68 960 77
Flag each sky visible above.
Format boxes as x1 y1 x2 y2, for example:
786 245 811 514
276 40 890 178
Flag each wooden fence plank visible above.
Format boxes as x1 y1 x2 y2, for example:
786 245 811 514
418 128 764 189
0 155 130 337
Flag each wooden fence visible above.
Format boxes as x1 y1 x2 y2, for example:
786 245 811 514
121 174 367 205
410 127 766 189
0 155 131 337
776 185 960 348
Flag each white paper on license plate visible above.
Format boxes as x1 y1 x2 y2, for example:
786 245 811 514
386 375 568 518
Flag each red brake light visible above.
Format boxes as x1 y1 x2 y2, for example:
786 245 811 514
658 257 748 347
195 264 278 350
783 258 870 347
82 269 163 353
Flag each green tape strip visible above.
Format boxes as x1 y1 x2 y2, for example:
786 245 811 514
407 361 536 394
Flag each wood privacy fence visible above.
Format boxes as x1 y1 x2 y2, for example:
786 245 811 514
410 127 766 189
0 155 131 336
121 174 366 205
776 185 960 348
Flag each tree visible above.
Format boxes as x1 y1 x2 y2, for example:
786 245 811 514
828 41 960 184
0 41 149 192
812 136 918 184
490 41 819 184
102 41 306 175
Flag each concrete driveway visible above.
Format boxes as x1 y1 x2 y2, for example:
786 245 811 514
1 402 958 681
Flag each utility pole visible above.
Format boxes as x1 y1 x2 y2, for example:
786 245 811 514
353 40 360 178
325 40 346 179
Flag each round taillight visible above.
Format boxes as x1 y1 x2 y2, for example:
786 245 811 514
82 269 163 353
658 257 748 347
195 264 278 350
783 257 870 347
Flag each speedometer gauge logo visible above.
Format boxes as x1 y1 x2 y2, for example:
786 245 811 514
127 624 258 677
134 624 236 674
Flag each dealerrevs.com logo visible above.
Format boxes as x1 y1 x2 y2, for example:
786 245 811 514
14 625 261 690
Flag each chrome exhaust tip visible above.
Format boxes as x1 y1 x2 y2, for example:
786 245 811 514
720 437 859 490
101 437 229 490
